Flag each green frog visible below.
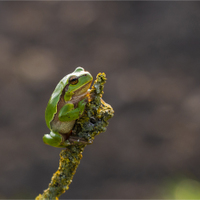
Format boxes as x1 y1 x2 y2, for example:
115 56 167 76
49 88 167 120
43 67 93 147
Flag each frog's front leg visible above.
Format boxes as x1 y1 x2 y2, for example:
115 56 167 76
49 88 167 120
43 131 65 148
58 98 87 122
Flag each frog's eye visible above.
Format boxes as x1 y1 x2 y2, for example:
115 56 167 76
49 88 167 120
69 76 78 85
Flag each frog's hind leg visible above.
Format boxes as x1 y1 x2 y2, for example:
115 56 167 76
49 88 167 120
43 131 63 148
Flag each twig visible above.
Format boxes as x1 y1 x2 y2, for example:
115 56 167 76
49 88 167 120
36 73 114 200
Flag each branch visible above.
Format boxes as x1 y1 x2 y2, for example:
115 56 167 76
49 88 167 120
36 73 114 200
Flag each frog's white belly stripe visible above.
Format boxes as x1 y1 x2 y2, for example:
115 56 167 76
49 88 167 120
51 120 75 134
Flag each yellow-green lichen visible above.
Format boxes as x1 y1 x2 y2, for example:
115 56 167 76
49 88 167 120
36 73 114 200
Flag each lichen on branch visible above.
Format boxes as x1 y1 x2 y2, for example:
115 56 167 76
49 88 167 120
36 73 114 200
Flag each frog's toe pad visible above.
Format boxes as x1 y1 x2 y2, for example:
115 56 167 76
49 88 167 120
43 132 63 147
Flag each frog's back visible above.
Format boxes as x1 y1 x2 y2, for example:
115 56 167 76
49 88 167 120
45 75 69 129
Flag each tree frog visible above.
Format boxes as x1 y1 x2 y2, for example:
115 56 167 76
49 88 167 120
43 67 93 148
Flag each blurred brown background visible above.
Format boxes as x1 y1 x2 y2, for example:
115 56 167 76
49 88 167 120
0 2 200 199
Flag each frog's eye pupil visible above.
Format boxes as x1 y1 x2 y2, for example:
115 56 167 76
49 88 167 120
69 76 78 85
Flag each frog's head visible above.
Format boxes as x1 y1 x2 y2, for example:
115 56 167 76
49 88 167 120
64 67 93 101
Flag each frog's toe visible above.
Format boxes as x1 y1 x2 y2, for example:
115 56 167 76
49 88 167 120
43 132 63 147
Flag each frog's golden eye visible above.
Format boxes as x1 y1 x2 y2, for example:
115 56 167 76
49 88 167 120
69 76 78 85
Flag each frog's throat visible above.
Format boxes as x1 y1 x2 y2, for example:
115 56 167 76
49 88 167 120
70 90 89 105
75 81 92 95
70 81 92 101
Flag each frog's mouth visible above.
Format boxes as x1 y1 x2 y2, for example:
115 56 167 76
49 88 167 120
74 80 92 96
71 80 92 102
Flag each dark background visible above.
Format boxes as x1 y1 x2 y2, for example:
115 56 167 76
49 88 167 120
0 2 200 199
